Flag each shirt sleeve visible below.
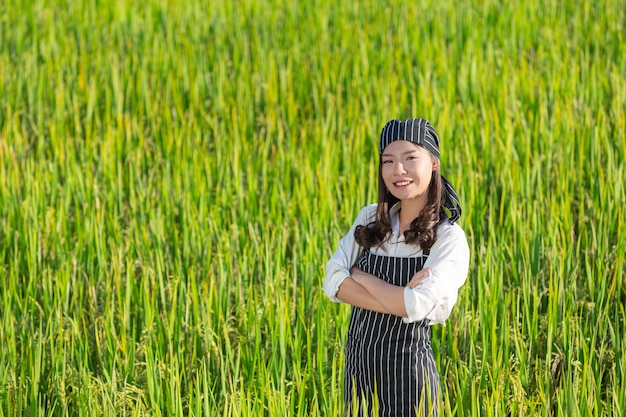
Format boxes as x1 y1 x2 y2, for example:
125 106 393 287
323 205 376 302
402 223 470 324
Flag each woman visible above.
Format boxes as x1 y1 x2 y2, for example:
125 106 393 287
323 118 470 416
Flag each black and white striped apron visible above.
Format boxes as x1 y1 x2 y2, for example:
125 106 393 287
344 249 439 417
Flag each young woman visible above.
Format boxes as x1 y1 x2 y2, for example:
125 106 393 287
324 118 470 416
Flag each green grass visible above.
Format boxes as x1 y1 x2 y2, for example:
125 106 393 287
1 0 625 415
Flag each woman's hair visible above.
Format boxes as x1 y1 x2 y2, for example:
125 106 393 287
354 152 443 251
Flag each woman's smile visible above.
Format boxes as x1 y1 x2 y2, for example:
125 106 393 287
393 179 413 187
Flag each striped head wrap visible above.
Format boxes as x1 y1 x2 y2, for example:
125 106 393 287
378 118 462 223
379 118 440 158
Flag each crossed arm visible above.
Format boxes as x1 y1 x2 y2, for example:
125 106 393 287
336 267 431 317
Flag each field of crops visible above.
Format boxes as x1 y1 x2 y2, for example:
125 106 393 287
1 0 624 415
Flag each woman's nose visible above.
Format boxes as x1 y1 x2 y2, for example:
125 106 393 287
394 162 406 174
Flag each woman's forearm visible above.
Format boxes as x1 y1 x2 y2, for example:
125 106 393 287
351 269 407 317
336 277 391 314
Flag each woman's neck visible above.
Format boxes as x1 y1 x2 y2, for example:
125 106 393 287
398 198 426 235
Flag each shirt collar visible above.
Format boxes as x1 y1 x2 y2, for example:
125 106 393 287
389 202 402 217
389 202 402 238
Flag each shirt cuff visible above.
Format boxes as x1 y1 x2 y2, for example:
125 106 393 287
402 284 445 324
323 271 349 303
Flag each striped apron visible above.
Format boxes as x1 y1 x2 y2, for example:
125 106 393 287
344 249 439 417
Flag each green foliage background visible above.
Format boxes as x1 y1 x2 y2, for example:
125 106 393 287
1 0 625 415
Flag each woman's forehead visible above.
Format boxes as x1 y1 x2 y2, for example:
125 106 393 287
381 140 426 155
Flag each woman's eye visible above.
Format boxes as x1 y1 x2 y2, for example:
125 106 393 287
383 159 392 164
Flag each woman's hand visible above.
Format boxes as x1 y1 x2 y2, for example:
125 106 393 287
406 268 431 289
350 266 366 282
350 267 376 286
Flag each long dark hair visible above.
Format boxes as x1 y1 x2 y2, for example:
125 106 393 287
354 155 443 251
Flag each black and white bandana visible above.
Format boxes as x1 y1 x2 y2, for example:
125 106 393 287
379 118 440 159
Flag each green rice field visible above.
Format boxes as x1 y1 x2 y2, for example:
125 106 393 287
1 0 625 415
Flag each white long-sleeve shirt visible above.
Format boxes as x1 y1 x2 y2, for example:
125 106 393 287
324 203 470 325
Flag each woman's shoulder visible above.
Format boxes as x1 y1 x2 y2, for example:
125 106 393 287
435 221 468 245
355 203 378 224
429 221 470 264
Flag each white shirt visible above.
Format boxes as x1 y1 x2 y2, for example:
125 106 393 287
324 203 470 325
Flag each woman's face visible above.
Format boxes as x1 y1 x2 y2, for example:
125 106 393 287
381 140 437 203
